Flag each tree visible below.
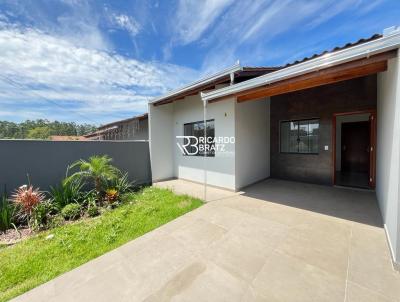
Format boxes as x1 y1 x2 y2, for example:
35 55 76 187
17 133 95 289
0 119 97 139
64 155 121 197
26 126 51 139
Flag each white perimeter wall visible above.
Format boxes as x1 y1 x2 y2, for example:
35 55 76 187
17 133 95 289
377 55 400 265
149 102 174 182
173 94 236 190
235 98 270 190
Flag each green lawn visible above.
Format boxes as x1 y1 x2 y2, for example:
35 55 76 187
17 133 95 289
0 187 203 302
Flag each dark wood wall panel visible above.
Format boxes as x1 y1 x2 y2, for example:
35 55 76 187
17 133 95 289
270 75 377 185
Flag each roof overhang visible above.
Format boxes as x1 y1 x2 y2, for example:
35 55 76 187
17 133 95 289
84 126 118 138
150 63 242 106
235 50 395 102
201 29 400 102
97 113 148 131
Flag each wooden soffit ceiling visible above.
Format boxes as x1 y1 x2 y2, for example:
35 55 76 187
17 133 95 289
211 50 397 104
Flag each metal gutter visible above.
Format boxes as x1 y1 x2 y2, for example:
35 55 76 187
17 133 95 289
149 63 242 104
201 28 400 102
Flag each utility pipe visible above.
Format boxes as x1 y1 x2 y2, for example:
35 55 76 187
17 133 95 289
203 98 207 202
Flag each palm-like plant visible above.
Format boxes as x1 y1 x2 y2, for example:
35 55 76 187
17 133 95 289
64 155 120 197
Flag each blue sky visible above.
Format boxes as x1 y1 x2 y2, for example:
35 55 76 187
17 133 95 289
0 0 399 125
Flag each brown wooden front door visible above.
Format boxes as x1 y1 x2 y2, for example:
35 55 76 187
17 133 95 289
341 121 370 173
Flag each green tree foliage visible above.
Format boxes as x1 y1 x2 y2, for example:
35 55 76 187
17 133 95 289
27 126 52 139
0 119 97 139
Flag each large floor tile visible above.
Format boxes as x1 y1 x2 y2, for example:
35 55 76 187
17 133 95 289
186 204 249 230
204 233 269 282
345 282 395 302
142 261 208 302
54 264 136 302
240 287 275 302
147 260 249 302
277 218 351 279
169 218 227 253
226 196 327 227
212 195 266 217
348 224 400 300
120 235 197 301
203 216 288 282
251 250 346 302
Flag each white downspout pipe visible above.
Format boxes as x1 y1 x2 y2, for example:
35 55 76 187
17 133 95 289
201 70 235 201
203 98 207 201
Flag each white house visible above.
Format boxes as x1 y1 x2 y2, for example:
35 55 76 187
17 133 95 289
149 27 400 268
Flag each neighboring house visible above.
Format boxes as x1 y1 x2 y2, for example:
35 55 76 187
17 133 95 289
85 113 148 141
50 135 88 141
149 26 400 267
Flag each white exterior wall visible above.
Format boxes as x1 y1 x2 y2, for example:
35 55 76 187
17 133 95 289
149 102 174 182
235 98 270 190
173 95 236 190
377 55 400 265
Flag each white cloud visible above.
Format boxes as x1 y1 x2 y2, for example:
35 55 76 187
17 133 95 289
196 0 364 73
305 0 359 29
0 25 198 123
56 14 110 51
109 13 140 36
1 0 111 51
240 1 329 43
357 0 384 15
174 0 234 45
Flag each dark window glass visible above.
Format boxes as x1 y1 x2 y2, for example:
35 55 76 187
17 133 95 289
183 119 215 157
280 119 319 154
289 121 299 153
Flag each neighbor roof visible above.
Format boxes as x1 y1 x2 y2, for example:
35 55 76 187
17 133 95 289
84 113 148 138
50 135 88 141
97 113 148 131
202 26 400 102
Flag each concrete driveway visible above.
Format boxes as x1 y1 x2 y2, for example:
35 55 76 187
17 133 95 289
13 179 400 302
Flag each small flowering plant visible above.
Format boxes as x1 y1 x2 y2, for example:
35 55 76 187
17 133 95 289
11 185 45 224
105 188 119 204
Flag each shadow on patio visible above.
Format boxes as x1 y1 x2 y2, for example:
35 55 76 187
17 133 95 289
241 178 382 227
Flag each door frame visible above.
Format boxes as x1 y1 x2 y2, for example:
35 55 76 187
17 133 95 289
332 109 377 188
340 121 370 173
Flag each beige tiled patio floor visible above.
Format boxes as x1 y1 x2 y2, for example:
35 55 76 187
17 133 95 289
13 179 400 302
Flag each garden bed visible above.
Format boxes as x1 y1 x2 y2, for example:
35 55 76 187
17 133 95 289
0 187 202 302
0 228 33 246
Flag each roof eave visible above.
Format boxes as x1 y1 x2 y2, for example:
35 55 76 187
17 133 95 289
149 63 242 104
97 113 148 130
201 30 400 102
